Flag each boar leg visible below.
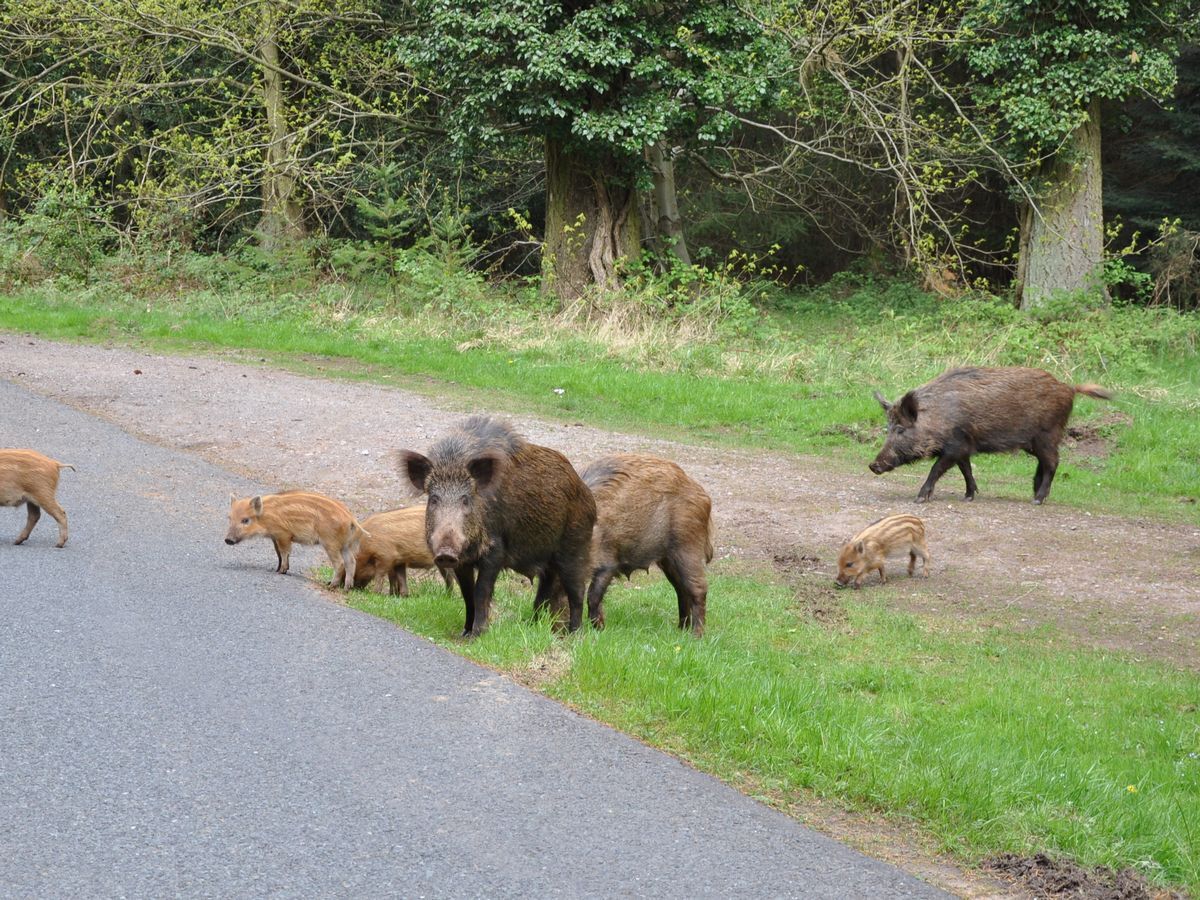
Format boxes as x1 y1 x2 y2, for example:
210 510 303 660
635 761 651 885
468 565 500 637
916 455 957 502
1031 440 1059 504
555 561 589 634
335 543 356 589
39 498 68 548
389 564 409 597
438 567 455 592
533 571 571 631
14 501 41 545
957 459 979 500
584 567 617 631
661 554 708 638
274 537 292 574
910 541 931 577
453 566 477 636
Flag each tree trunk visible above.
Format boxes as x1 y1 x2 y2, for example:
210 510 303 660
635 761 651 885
647 142 690 267
543 137 641 301
258 28 305 251
1018 99 1105 309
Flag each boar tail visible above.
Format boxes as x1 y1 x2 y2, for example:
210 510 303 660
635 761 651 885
1074 383 1113 401
705 511 715 564
350 520 371 540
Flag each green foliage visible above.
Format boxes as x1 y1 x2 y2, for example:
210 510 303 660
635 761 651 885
402 0 781 170
0 185 110 282
966 0 1189 153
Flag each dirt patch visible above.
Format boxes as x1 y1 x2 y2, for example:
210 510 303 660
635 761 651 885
511 644 573 690
984 853 1184 900
1064 410 1132 460
2 336 1198 669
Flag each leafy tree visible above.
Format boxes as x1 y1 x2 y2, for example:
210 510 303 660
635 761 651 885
966 0 1195 308
403 0 781 298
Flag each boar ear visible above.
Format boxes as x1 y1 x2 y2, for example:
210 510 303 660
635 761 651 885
251 496 263 515
897 391 919 425
854 540 865 555
401 451 432 494
467 451 504 494
229 493 238 507
873 390 892 412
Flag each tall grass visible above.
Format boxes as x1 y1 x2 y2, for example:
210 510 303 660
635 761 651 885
351 570 1200 895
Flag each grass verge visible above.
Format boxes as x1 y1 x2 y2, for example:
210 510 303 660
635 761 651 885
2 281 1199 522
349 567 1200 896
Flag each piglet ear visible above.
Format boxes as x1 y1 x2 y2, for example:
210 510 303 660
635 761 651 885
229 493 238 507
872 390 892 412
467 451 504 494
897 391 919 425
854 540 865 554
401 451 432 494
251 496 263 515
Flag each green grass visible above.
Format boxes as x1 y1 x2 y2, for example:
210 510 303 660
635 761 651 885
350 568 1200 896
2 279 1199 522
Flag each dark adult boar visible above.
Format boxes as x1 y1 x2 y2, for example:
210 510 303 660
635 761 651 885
574 454 714 637
869 367 1113 504
400 416 596 637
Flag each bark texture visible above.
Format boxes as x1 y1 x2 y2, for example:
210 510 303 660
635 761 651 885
1018 100 1105 309
646 142 690 267
543 137 640 300
258 29 305 250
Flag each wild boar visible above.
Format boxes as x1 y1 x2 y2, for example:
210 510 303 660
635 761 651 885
869 367 1113 504
835 514 930 588
401 416 596 637
225 490 366 588
0 449 74 548
339 506 454 596
569 453 714 637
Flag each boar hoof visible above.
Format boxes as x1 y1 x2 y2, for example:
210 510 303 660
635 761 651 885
914 495 930 504
964 493 975 501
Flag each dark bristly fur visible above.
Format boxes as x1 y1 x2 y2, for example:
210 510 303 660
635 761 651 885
869 366 1113 504
401 416 596 638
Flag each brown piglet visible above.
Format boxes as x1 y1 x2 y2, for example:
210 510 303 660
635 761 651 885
225 490 366 589
338 506 454 596
836 514 930 588
1 449 74 548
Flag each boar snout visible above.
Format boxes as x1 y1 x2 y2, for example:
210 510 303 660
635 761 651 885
868 458 892 475
225 537 237 545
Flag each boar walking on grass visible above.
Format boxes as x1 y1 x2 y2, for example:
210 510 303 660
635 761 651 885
338 506 454 596
870 367 1113 504
401 416 596 637
0 449 74 548
570 453 714 637
225 490 366 589
836 514 930 588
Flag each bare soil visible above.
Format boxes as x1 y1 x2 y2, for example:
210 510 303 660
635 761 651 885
3 335 1197 899
3 335 1197 668
984 853 1186 900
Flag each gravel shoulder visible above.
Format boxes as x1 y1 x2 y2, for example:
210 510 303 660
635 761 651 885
3 335 1197 668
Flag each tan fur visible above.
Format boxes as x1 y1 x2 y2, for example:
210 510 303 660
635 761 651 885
836 514 930 588
339 506 454 596
580 453 714 636
226 490 365 589
0 449 73 548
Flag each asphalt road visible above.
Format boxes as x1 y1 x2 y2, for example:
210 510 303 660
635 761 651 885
0 377 950 898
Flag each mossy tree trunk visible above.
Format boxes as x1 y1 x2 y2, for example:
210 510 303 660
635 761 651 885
543 137 641 300
646 141 690 267
258 27 305 251
1017 99 1105 309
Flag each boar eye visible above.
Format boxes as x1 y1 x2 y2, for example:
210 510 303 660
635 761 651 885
241 517 250 525
461 496 470 508
428 495 439 507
